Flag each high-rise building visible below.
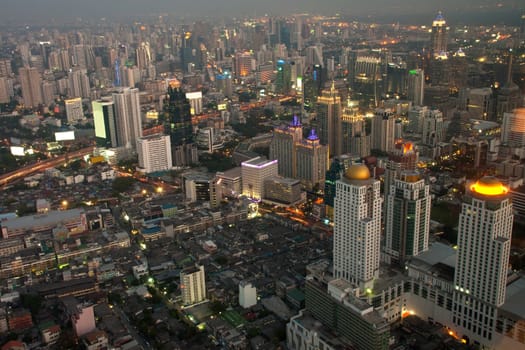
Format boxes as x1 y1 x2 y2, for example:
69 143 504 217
163 80 195 166
112 87 142 150
180 265 206 306
185 91 203 116
239 281 257 309
136 134 172 174
269 116 303 178
453 177 512 346
371 108 396 153
241 157 278 200
234 51 255 78
333 164 382 289
341 97 370 157
93 100 118 148
0 77 13 104
384 141 419 198
495 54 522 123
431 12 448 57
502 108 525 147
19 67 43 108
407 68 425 106
316 83 342 157
295 129 329 191
323 158 345 220
421 108 444 147
65 98 84 124
67 69 90 99
136 42 151 70
385 171 431 265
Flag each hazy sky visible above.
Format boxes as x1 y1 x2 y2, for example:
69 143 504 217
0 0 522 24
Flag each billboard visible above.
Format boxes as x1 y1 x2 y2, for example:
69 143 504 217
10 146 25 156
55 130 75 141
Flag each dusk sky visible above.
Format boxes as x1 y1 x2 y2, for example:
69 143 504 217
0 0 523 24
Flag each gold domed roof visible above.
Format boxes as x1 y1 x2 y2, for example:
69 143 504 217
470 177 508 196
344 164 371 180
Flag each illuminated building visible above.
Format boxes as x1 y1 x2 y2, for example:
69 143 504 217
495 54 522 123
275 59 292 94
136 134 172 174
385 172 430 265
210 167 242 208
334 164 382 289
341 97 370 157
183 173 212 203
269 115 303 178
234 51 255 78
162 80 195 166
185 91 203 115
453 177 512 346
407 69 424 106
431 12 448 57
502 108 525 147
216 71 232 98
316 82 342 157
241 157 278 200
180 265 206 306
295 129 328 191
324 158 345 220
421 108 444 147
65 97 84 124
384 140 419 198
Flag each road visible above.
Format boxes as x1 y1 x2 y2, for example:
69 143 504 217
0 146 94 187
113 304 152 350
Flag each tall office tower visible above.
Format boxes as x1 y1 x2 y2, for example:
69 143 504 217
112 87 142 150
384 171 430 265
371 108 396 153
180 265 207 306
422 108 444 147
185 91 203 116
64 98 84 124
305 45 323 67
384 141 419 198
295 129 329 191
502 108 525 147
93 100 118 148
495 54 522 123
453 177 512 346
353 52 383 107
460 87 493 120
19 67 43 108
136 134 172 174
316 83 342 157
430 12 448 57
407 105 428 133
407 69 424 106
216 71 232 98
275 59 292 94
73 45 87 69
67 69 91 99
136 42 151 70
333 164 382 289
241 157 278 200
162 81 195 166
341 98 370 157
269 116 303 178
41 81 56 107
234 52 255 78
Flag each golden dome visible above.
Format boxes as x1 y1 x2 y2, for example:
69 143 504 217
470 177 508 196
344 164 371 181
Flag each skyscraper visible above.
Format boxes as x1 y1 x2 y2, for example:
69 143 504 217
385 171 431 265
341 97 370 157
371 108 396 153
19 67 43 108
269 116 303 178
384 140 419 198
112 87 142 150
334 164 382 289
407 68 424 106
295 129 328 191
431 12 448 57
453 177 512 346
180 265 207 306
65 97 84 124
316 82 342 157
93 100 118 148
422 108 444 148
241 157 278 200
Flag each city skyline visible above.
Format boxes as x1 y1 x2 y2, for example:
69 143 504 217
0 0 523 25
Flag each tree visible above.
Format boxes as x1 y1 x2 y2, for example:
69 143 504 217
20 293 43 315
112 177 136 195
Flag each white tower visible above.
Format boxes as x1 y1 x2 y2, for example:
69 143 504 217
180 265 207 306
112 87 142 150
333 164 382 290
453 177 513 345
